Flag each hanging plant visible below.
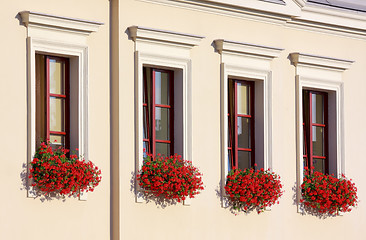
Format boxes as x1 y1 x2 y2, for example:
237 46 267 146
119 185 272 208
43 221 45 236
29 141 101 197
225 167 283 213
301 169 358 215
137 154 204 202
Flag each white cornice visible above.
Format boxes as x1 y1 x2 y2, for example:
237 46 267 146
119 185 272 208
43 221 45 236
290 52 354 70
141 0 366 40
128 26 204 48
19 11 103 35
214 39 283 58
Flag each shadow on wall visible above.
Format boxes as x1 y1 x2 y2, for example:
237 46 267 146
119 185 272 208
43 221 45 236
20 163 74 202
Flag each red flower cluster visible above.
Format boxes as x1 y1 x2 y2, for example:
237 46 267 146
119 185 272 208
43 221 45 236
225 167 283 213
137 154 204 202
301 169 358 215
29 142 102 196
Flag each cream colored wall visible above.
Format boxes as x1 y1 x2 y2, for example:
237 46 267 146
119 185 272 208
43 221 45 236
0 1 110 240
118 1 366 240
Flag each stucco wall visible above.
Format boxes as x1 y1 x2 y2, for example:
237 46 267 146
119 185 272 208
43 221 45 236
0 1 110 239
117 1 366 239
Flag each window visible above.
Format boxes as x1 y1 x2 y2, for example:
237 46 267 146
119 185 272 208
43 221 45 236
20 11 101 199
143 67 174 157
303 90 328 174
228 79 255 170
36 55 70 149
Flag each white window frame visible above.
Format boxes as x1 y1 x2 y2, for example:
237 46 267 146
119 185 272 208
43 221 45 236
20 11 102 200
290 52 353 212
214 39 283 207
128 26 204 204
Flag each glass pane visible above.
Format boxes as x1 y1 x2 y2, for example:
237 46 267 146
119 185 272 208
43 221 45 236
156 142 170 157
312 93 324 124
49 59 64 95
238 151 251 170
228 149 232 172
143 107 149 139
50 135 65 148
303 157 308 170
237 83 249 115
143 141 149 158
313 158 325 174
143 67 151 104
50 97 65 132
312 126 324 156
237 117 251 149
228 116 232 147
155 107 169 140
155 71 169 105
303 125 307 155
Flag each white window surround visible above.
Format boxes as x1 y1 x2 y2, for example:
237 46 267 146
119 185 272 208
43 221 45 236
214 39 283 207
290 52 353 212
20 11 102 200
128 26 204 204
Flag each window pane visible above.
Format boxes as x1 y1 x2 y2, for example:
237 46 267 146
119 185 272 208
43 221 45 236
303 157 308 169
312 93 324 124
49 59 64 95
143 141 149 158
155 107 170 140
237 83 249 115
313 158 325 174
143 107 149 139
228 149 232 171
155 71 169 105
50 97 65 132
312 126 324 156
50 135 65 148
238 151 251 170
228 116 232 147
303 125 307 155
237 117 251 149
156 142 170 157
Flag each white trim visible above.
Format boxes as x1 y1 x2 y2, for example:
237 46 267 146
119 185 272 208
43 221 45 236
20 12 101 200
129 26 202 204
214 39 282 207
290 52 352 212
20 11 102 35
128 26 204 47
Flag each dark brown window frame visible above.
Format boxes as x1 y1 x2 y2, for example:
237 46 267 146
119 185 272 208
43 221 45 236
228 79 255 170
303 89 329 174
143 67 174 157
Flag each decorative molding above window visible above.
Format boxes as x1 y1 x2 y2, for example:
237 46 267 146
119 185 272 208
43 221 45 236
214 39 283 59
19 11 102 36
128 26 204 48
290 53 354 71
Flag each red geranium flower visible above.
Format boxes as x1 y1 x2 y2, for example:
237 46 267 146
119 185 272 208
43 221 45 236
225 168 283 213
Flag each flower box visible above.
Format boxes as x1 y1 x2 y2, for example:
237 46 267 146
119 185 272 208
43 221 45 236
137 154 204 202
301 169 358 215
29 142 101 197
225 167 283 213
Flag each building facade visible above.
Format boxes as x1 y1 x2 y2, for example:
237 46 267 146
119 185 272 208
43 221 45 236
1 0 366 239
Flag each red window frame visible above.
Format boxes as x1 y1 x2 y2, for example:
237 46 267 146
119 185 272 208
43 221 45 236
303 90 328 174
46 56 70 149
228 79 255 170
143 67 174 157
